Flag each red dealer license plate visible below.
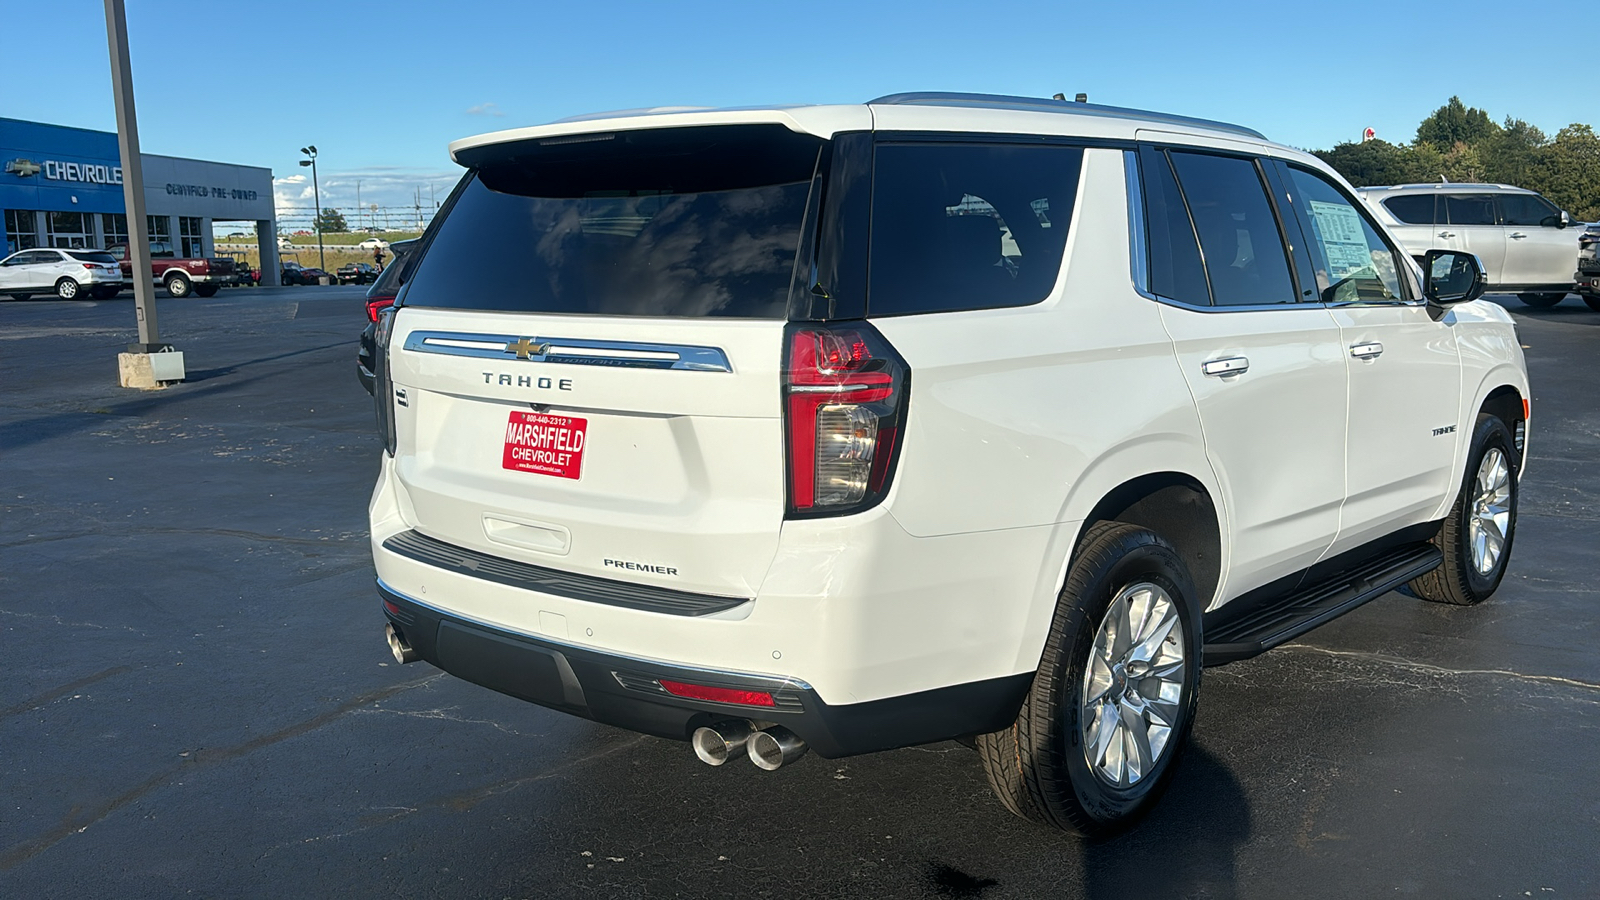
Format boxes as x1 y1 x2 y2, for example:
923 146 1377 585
502 411 587 480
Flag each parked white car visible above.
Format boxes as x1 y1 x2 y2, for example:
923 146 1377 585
1358 183 1581 306
357 237 390 250
367 94 1530 834
0 248 125 300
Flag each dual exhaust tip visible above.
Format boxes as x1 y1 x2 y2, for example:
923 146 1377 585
692 720 808 771
386 623 419 665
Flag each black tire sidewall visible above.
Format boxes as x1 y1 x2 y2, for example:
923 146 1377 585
1049 531 1202 827
1456 416 1518 597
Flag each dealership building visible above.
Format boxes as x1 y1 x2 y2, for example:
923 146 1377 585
1 117 277 273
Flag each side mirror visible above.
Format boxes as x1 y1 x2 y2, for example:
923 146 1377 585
1423 249 1487 310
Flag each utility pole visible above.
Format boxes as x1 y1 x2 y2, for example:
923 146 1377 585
300 146 323 272
356 180 362 231
105 0 182 386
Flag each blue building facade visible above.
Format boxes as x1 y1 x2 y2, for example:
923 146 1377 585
1 118 274 258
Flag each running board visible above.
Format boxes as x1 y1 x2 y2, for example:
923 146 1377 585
1201 544 1442 666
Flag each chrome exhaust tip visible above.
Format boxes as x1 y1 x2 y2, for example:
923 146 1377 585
691 720 753 766
747 726 807 771
386 623 419 664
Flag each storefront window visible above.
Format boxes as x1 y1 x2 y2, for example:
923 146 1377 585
179 216 205 258
101 213 129 247
48 211 95 249
5 210 40 253
147 215 171 244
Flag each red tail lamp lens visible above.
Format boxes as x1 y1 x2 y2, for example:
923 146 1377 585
366 296 395 322
659 679 776 707
783 323 908 514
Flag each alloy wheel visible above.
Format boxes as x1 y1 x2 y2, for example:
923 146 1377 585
1468 447 1512 575
1080 581 1186 787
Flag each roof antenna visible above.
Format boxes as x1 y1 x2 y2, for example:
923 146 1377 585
1075 93 1088 103
1051 93 1066 101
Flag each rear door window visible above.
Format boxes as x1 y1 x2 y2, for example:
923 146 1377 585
1138 147 1212 307
1443 194 1498 226
866 142 1083 316
1167 151 1297 306
406 126 823 318
1381 195 1436 225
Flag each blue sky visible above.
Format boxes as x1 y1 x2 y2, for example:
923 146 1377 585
3 0 1587 216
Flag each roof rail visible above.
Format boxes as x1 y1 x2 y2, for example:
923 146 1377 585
867 92 1267 140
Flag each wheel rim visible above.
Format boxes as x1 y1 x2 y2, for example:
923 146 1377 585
1080 581 1186 788
60 281 76 298
1468 447 1512 575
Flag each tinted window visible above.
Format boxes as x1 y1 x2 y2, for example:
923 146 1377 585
1288 168 1405 303
1140 148 1210 306
1381 195 1435 225
409 127 821 318
1497 193 1559 226
1444 194 1497 226
867 142 1082 316
67 251 117 263
1168 152 1296 306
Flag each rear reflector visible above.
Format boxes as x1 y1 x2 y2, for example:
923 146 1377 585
659 679 777 707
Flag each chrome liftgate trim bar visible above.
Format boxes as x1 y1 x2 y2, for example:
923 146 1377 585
402 330 733 372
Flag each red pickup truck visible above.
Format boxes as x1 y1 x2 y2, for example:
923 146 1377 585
106 242 239 298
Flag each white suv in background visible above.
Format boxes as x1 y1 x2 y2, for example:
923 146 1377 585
1358 183 1582 306
0 248 125 300
367 94 1530 834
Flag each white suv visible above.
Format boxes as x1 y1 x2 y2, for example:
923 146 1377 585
0 248 125 300
1357 183 1582 306
368 94 1530 834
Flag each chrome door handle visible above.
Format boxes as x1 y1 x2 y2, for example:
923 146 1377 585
1350 341 1384 360
1509 232 1527 240
1201 356 1249 377
1438 231 1456 239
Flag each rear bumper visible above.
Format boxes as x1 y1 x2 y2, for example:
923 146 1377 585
378 580 1029 758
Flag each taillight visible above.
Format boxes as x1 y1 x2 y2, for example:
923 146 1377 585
374 306 398 456
366 296 395 322
783 322 909 516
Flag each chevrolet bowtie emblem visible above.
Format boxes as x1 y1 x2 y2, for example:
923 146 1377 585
5 159 41 178
505 337 550 360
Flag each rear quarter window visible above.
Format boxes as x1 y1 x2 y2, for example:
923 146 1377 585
866 142 1083 316
1381 195 1436 225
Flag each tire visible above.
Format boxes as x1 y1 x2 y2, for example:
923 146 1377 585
55 278 81 300
1516 292 1565 307
1583 294 1600 313
1409 414 1518 605
194 285 219 298
165 273 191 298
281 275 293 286
977 522 1202 835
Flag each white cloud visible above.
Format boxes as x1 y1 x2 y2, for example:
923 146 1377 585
465 102 504 117
275 174 307 185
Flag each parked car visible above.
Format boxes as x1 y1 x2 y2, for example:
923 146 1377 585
105 241 238 298
281 263 331 286
0 248 124 300
1357 183 1581 306
337 262 380 285
357 239 416 394
367 94 1529 835
1577 224 1600 310
358 237 391 251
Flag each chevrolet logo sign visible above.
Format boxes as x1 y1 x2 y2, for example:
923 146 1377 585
5 159 41 178
505 337 550 360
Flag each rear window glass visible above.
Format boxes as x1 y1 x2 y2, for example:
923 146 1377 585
866 142 1083 316
405 126 822 318
1381 195 1435 225
67 251 117 263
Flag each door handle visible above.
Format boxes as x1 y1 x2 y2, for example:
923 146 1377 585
1438 231 1456 239
1201 356 1249 377
1509 232 1527 240
1349 341 1384 360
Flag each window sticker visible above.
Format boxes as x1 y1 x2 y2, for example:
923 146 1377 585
1307 200 1376 278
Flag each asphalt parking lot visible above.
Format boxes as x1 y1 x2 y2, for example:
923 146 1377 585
2 286 1597 898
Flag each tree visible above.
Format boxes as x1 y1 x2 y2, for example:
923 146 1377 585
313 207 348 233
1416 96 1500 149
1527 125 1600 221
1313 139 1415 187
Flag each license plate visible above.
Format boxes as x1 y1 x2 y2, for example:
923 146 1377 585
502 411 586 480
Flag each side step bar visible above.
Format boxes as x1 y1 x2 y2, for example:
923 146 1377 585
1201 543 1442 666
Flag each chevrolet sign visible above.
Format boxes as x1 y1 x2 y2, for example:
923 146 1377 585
5 159 41 178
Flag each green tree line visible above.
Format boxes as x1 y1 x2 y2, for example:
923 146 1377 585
1314 97 1600 221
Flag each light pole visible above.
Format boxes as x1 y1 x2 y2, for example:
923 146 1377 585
299 146 323 273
